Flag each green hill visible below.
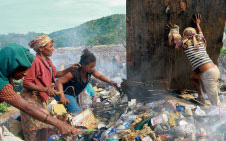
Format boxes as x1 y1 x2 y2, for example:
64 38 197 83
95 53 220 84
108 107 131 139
0 14 126 48
49 14 126 48
0 32 44 48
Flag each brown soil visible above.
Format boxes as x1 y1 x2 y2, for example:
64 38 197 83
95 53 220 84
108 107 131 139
0 106 20 122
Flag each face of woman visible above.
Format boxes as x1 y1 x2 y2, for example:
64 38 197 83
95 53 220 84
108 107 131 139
12 67 29 80
39 41 54 57
83 62 96 73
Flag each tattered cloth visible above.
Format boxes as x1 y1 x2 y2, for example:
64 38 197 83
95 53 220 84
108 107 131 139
29 35 52 52
0 84 21 103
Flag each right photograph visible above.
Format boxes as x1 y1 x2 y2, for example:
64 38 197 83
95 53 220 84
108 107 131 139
121 0 226 140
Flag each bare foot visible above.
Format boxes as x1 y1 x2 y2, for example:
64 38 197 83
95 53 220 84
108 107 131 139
197 96 206 104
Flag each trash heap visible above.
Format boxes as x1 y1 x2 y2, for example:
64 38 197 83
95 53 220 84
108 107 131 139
48 84 226 141
48 86 128 141
89 99 226 141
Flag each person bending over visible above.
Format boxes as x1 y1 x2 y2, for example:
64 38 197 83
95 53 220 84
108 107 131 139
166 14 220 105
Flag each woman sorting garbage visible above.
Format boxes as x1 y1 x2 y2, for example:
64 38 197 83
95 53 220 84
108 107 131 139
20 35 80 141
0 43 76 141
166 14 220 106
55 49 118 114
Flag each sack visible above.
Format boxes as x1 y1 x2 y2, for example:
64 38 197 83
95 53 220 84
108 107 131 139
7 117 23 138
0 125 23 141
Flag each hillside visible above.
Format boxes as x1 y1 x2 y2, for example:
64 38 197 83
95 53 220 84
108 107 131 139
0 32 44 48
49 14 126 48
0 14 126 48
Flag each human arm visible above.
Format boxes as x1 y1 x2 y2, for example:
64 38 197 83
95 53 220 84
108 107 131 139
166 23 182 48
193 14 207 47
6 97 76 135
55 72 74 105
92 68 118 88
55 63 81 78
193 14 202 33
23 83 57 97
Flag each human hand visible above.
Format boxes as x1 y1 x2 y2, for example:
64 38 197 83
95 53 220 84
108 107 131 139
57 121 77 135
70 63 81 71
59 95 70 105
193 14 201 25
165 23 175 31
46 87 57 97
109 80 119 88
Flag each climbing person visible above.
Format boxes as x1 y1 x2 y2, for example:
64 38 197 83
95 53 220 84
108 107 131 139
166 14 220 106
55 48 118 114
0 43 76 141
21 35 80 140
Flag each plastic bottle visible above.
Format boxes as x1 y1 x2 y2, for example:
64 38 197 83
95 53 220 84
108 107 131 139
106 133 119 141
176 105 184 113
136 136 141 141
101 128 116 139
48 134 61 141
121 114 138 123
116 122 130 133
194 106 206 116
146 100 165 108
151 114 168 126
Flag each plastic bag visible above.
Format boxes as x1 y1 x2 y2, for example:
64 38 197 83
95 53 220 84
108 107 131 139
0 126 23 141
86 83 95 96
78 84 94 110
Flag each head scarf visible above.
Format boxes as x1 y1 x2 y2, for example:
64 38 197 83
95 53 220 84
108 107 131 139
168 25 206 49
182 27 206 49
29 35 52 52
0 43 35 90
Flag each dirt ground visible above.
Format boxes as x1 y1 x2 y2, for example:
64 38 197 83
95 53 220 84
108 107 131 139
0 106 19 122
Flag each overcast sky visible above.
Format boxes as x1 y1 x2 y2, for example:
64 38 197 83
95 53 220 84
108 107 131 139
0 0 126 34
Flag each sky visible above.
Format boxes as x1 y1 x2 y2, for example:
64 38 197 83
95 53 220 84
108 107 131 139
0 0 126 34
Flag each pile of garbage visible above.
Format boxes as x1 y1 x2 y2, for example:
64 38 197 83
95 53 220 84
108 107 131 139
47 85 226 141
4 81 226 141
48 86 128 141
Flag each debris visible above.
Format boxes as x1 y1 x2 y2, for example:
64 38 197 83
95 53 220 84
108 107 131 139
51 104 67 115
70 109 97 129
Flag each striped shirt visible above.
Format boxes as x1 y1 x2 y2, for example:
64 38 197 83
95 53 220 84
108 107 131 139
183 32 212 71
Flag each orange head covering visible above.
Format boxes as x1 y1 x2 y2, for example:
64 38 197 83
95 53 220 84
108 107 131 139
29 35 52 52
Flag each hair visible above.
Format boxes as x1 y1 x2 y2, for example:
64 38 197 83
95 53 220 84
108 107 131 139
12 66 29 76
79 49 96 65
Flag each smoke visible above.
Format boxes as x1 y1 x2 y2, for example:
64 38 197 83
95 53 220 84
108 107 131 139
50 45 126 83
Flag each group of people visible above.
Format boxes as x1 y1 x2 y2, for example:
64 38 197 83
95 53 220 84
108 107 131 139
0 35 118 140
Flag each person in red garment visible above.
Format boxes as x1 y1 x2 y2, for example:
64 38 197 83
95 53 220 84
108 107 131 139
20 35 79 141
0 43 76 140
